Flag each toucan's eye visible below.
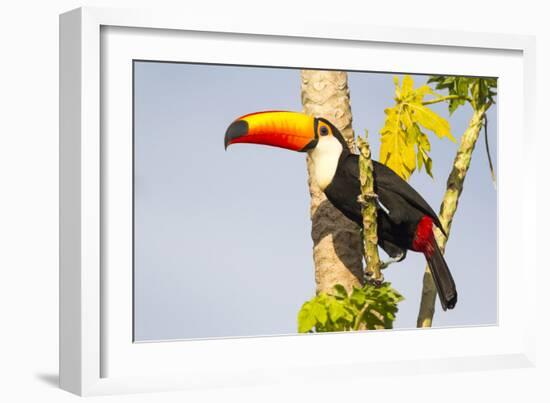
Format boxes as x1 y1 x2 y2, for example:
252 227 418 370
320 126 329 136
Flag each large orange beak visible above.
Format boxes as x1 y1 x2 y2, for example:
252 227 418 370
224 111 317 152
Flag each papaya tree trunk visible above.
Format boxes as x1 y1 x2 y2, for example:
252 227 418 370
300 70 364 294
417 102 492 327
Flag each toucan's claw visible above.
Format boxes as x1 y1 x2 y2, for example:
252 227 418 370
365 272 384 287
379 251 406 270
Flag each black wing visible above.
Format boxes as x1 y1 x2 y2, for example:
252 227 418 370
340 155 446 236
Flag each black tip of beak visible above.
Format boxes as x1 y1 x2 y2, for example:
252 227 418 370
224 120 249 150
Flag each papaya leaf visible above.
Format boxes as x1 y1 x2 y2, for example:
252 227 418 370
327 298 346 322
311 301 328 325
350 287 366 307
401 75 414 97
297 301 317 333
379 75 454 180
408 103 455 141
428 75 497 112
332 284 348 299
297 283 404 333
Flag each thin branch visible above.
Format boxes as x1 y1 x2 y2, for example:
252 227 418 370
483 114 497 189
353 304 370 331
417 101 492 328
422 95 471 106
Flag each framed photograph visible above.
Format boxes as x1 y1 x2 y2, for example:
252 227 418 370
60 7 536 396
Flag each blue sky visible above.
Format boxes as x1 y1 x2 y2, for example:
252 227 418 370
133 61 497 341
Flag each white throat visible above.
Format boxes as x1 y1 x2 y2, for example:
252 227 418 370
309 136 343 191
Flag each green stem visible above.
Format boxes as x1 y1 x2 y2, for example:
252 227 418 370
422 95 471 106
353 304 370 330
357 135 382 282
483 114 497 189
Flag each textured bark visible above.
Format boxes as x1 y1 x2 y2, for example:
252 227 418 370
417 102 492 327
300 70 364 294
357 136 382 282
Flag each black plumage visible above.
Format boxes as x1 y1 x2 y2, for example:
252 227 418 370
325 153 442 256
323 121 457 310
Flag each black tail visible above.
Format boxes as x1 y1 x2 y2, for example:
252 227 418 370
425 241 457 311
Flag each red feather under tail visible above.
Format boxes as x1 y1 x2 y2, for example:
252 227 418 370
414 216 457 310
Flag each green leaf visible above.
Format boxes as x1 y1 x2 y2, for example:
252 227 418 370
297 283 404 333
417 130 431 151
416 131 433 177
457 77 470 98
297 302 317 333
364 312 384 329
312 301 328 325
449 98 461 115
327 299 346 322
424 156 433 177
350 287 366 307
428 75 497 112
332 284 348 298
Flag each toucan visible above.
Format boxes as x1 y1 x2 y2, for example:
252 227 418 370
225 111 457 310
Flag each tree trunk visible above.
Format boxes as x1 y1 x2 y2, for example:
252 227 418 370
417 102 492 327
300 70 364 294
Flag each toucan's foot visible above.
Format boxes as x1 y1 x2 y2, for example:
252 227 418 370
365 272 384 287
357 194 391 216
380 252 406 270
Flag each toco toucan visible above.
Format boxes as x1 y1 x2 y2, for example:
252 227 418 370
224 111 457 310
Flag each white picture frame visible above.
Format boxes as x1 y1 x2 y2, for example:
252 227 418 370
59 6 537 396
